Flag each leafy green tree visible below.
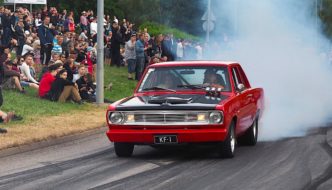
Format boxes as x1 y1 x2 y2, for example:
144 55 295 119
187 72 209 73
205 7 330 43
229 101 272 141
47 0 204 36
319 0 332 38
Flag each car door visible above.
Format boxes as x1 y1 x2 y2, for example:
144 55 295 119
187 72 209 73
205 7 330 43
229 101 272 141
237 66 257 125
231 66 253 134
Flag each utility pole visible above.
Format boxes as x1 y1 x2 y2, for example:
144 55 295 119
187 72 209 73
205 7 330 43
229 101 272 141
202 0 215 43
207 0 211 43
96 0 104 104
234 0 238 35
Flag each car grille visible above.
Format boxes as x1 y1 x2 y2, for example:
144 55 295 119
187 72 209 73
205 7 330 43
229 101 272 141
124 111 210 125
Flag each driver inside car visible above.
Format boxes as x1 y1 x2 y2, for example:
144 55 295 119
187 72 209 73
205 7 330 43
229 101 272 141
158 72 177 89
203 70 225 89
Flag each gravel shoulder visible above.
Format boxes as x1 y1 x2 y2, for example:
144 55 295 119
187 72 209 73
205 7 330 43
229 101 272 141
0 104 107 150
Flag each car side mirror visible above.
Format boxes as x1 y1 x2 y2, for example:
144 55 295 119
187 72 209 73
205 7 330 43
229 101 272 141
237 84 245 92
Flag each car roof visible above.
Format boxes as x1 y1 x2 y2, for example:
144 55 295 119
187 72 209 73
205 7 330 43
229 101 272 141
150 61 239 68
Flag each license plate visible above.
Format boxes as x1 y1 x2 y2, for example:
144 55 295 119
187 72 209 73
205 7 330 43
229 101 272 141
154 135 178 144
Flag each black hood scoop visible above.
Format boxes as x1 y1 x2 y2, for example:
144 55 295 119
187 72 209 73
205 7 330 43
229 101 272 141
115 94 229 111
148 97 192 104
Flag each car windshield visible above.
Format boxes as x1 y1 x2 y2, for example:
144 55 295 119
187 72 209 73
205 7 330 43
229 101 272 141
138 66 231 92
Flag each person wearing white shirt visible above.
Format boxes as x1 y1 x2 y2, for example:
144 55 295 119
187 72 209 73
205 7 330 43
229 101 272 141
177 40 184 60
73 65 87 83
21 40 34 56
79 30 89 41
18 55 39 90
90 18 98 36
35 13 42 27
196 44 203 60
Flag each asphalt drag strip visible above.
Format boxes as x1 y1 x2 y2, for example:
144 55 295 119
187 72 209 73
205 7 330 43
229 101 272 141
0 127 332 190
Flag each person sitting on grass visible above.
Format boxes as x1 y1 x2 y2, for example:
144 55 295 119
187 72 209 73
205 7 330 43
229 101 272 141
18 54 39 90
3 60 26 93
63 58 75 82
47 69 82 103
38 63 62 98
72 64 86 82
0 54 23 134
76 73 95 102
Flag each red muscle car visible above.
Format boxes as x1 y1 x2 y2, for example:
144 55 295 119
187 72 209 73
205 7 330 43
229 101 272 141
106 61 264 158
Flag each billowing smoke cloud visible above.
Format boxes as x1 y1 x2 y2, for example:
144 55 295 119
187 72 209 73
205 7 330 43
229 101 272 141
206 0 332 140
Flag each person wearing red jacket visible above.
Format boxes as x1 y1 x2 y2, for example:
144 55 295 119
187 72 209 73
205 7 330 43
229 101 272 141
39 63 62 98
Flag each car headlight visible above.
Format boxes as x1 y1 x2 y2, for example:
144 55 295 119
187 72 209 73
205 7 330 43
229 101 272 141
209 111 223 124
109 112 124 124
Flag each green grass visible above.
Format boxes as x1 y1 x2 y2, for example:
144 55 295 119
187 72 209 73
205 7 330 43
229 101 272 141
104 65 138 101
2 89 87 124
1 65 138 124
139 21 200 41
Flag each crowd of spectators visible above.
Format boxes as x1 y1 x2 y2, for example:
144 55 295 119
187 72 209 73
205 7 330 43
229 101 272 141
0 5 205 132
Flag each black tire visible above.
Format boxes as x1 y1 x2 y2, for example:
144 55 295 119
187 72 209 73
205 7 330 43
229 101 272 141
238 118 258 146
218 121 236 158
114 142 134 157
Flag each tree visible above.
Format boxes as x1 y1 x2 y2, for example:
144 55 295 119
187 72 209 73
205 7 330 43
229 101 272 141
319 0 332 38
47 0 204 36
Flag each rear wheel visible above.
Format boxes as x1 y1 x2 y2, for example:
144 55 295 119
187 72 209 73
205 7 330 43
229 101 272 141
218 121 236 158
114 142 134 157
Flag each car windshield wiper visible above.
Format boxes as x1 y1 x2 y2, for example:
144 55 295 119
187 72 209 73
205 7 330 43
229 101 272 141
142 86 176 92
177 84 206 89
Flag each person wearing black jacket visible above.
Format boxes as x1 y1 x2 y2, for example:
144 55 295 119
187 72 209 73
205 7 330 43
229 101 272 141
38 16 54 65
111 21 123 67
14 20 25 57
48 69 82 103
1 9 12 47
76 73 95 102
63 59 74 82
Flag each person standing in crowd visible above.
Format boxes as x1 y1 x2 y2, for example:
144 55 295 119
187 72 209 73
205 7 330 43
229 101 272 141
125 33 136 80
90 17 97 36
14 20 25 57
161 35 172 60
135 33 146 81
123 22 133 42
90 17 98 44
10 10 19 34
104 31 112 65
1 9 12 47
50 8 59 27
34 13 42 27
195 43 203 60
177 39 184 61
41 5 49 21
38 16 54 65
161 34 172 61
111 21 123 67
80 11 88 32
67 16 75 33
144 33 152 69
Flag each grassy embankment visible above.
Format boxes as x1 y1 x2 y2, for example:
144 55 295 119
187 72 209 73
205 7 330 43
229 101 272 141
1 65 137 126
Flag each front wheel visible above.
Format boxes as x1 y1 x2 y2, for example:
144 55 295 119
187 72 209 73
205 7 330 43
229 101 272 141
114 142 134 157
218 122 236 158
